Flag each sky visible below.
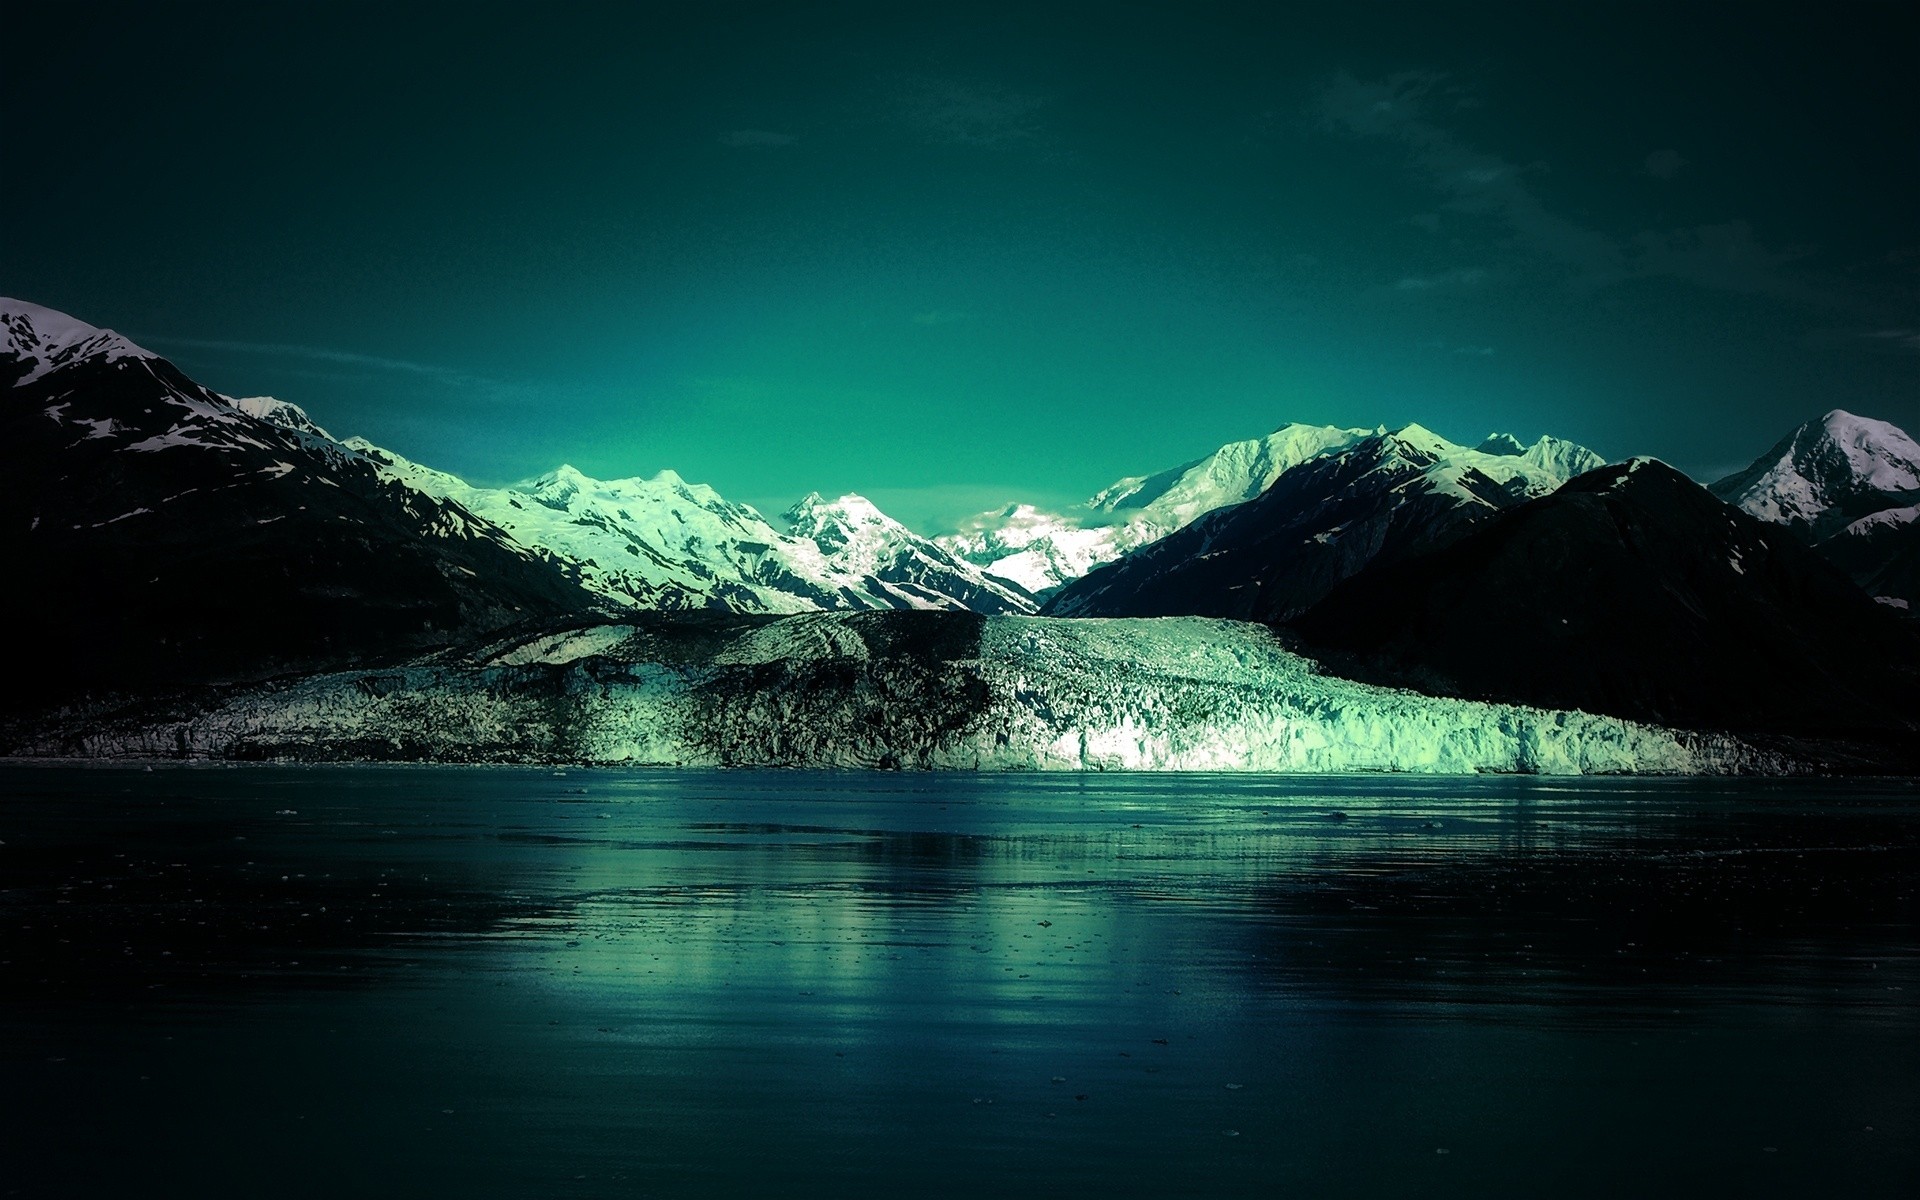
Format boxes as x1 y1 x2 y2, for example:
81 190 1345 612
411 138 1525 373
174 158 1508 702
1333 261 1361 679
5 1 1916 531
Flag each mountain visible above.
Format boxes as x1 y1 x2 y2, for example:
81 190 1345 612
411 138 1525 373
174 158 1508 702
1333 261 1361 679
938 421 1381 594
1711 409 1920 608
342 442 1037 615
1818 505 1918 613
1 298 600 702
1042 423 1606 622
1711 409 1920 537
782 492 1037 612
1296 458 1920 747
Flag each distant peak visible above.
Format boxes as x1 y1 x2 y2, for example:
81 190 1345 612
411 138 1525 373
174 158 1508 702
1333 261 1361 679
1575 455 1688 494
1387 422 1453 455
1476 432 1527 457
2 297 157 385
228 394 333 440
790 492 888 523
525 463 594 494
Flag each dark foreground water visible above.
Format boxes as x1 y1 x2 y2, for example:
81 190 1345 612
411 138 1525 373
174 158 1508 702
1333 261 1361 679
1 768 1915 1199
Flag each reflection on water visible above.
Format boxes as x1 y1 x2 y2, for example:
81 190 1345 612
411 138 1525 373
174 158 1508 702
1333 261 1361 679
2 768 1915 1198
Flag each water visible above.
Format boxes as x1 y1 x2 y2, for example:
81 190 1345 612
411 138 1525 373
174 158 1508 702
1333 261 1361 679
2 767 1915 1198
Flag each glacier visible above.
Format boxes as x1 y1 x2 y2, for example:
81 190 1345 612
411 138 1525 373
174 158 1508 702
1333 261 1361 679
22 613 1760 774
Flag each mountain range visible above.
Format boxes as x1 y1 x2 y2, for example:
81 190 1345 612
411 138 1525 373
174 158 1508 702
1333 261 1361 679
1041 422 1606 622
1297 458 1920 749
6 295 1917 766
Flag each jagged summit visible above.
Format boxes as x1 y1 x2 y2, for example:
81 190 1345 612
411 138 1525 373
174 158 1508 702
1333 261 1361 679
1389 422 1449 454
1 297 156 386
227 395 332 440
945 420 1382 593
1477 432 1527 456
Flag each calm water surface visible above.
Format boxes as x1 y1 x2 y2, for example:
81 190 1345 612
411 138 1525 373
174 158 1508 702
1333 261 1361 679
2 767 1915 1198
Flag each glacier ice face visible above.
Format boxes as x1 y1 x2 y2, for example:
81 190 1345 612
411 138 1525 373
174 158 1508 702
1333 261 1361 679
23 613 1758 775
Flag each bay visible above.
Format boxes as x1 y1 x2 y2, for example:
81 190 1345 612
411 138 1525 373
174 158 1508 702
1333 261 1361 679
2 767 1914 1198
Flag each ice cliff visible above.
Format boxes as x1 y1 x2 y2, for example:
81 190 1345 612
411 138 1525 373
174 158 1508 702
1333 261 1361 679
21 613 1756 774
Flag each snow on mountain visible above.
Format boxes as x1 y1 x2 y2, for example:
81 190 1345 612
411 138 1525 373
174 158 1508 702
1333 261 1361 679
344 444 1037 615
939 422 1384 593
1043 423 1610 622
936 503 1125 595
1712 410 1920 607
1711 409 1920 537
21 610 1765 774
1843 504 1918 536
941 421 1602 596
1298 457 1920 738
3 301 602 697
227 395 333 440
1 297 156 385
784 492 1037 613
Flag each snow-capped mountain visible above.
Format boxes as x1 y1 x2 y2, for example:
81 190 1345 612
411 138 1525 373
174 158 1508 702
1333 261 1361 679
938 421 1381 594
1042 422 1607 622
1 298 600 700
8 296 1034 631
942 420 1604 597
1711 409 1920 537
228 394 336 441
1 298 154 386
783 492 1037 612
337 443 1038 616
1298 458 1920 742
1712 410 1920 608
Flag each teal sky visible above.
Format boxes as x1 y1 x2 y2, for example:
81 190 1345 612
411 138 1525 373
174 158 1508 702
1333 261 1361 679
6 1 1916 531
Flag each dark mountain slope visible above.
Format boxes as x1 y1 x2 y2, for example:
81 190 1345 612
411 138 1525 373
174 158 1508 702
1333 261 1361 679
3 302 599 703
1043 426 1587 623
1296 460 1920 740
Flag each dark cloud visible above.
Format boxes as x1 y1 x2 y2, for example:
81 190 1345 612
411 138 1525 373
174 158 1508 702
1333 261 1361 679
1628 221 1825 304
1315 72 1840 310
1315 72 1625 285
